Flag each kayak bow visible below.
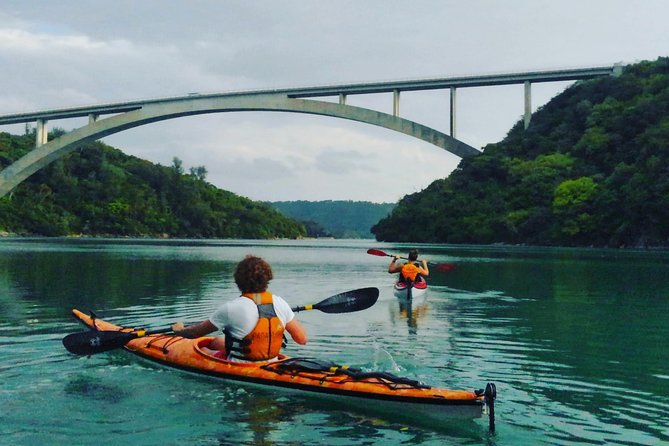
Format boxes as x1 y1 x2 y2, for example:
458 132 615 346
67 309 496 430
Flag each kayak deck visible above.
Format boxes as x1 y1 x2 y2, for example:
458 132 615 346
69 309 496 428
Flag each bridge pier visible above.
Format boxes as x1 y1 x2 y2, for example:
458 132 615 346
393 89 400 116
338 94 346 105
36 119 48 146
450 87 457 138
524 81 532 129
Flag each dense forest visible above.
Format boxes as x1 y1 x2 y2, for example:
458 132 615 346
269 200 395 238
373 57 669 248
0 133 305 239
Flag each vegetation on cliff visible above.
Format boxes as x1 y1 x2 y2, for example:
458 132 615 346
373 57 669 247
0 134 306 239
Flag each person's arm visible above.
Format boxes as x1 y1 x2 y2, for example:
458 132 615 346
420 259 430 277
388 255 402 273
285 319 307 345
171 320 218 338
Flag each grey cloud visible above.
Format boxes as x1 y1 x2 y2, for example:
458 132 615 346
314 150 375 175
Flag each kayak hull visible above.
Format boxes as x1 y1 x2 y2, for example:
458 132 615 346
393 281 428 299
69 309 493 426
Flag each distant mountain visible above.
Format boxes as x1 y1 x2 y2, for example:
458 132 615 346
373 57 669 247
269 200 396 239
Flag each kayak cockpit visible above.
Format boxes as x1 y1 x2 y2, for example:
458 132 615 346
192 337 287 365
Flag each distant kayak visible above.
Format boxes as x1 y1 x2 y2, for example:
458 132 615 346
393 280 428 299
67 309 495 428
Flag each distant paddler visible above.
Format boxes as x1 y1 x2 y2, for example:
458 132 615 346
388 249 429 299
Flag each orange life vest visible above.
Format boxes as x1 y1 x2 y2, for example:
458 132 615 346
225 292 285 362
400 263 423 282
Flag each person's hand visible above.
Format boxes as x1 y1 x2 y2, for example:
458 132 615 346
393 255 400 260
171 322 185 334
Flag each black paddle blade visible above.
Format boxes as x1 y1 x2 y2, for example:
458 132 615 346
62 330 138 355
312 287 379 314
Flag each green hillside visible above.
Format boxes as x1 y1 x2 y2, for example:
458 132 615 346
373 57 669 248
0 133 305 239
270 200 395 239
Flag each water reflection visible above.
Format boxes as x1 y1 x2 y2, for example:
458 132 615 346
0 245 241 329
216 387 488 445
224 393 294 445
64 374 130 403
393 295 430 335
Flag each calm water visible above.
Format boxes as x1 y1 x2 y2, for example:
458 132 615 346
1 238 668 445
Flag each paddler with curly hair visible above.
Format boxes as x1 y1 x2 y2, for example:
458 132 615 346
387 248 429 284
172 255 307 362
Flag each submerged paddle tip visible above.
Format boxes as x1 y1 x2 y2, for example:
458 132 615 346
436 263 456 272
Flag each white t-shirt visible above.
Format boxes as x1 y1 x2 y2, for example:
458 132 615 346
208 293 295 340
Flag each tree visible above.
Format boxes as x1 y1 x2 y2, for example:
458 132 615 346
189 165 207 181
171 157 184 175
552 177 598 243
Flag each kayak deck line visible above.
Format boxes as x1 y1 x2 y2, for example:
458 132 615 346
68 308 496 430
260 357 434 390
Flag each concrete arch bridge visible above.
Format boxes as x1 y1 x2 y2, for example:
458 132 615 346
0 65 621 198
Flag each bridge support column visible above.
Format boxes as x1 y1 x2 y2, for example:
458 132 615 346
393 89 400 116
524 81 532 129
613 63 623 77
338 94 347 105
36 119 48 146
450 87 457 137
88 113 99 124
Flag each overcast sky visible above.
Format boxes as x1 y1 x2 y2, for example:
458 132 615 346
1 1 667 203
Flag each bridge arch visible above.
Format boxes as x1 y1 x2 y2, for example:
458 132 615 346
0 94 480 197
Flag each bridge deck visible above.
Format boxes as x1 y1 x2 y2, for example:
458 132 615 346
0 66 619 125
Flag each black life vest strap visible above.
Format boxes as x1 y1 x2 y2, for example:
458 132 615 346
225 301 279 360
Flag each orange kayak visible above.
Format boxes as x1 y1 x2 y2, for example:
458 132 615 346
70 309 496 428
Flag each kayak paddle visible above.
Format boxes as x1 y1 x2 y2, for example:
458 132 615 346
62 287 380 355
291 286 379 313
366 248 456 272
62 326 172 356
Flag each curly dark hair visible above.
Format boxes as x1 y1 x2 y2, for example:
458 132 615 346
234 255 273 293
408 249 419 261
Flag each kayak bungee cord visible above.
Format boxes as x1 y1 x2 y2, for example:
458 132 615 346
144 333 184 353
261 358 432 390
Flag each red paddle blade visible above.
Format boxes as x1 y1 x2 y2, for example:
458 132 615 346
367 249 388 257
435 263 456 272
